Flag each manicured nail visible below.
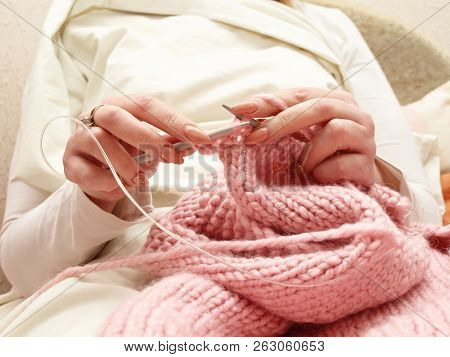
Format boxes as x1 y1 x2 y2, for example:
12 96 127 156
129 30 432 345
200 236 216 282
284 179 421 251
181 147 195 157
245 127 269 144
231 101 258 114
162 145 185 164
161 145 175 161
184 125 212 144
131 169 144 186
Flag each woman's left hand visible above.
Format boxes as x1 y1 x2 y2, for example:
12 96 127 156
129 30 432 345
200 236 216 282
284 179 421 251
231 87 382 186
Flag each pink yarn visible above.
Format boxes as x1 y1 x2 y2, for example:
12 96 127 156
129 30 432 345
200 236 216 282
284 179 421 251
95 126 448 337
24 100 449 336
285 248 450 336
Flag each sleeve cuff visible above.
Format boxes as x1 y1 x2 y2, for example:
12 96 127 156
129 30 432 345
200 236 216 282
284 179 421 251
374 155 413 202
374 156 442 224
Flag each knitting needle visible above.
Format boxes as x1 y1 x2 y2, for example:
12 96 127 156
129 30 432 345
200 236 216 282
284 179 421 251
221 104 263 129
133 121 255 164
133 105 271 164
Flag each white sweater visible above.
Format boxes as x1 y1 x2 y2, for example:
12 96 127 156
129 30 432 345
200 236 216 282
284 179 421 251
0 0 443 297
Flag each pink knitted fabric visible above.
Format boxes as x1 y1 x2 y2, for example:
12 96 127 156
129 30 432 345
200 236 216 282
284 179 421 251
285 248 449 336
20 110 447 336
91 127 448 337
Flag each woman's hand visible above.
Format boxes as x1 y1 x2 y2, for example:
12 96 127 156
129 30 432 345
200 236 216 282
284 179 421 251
63 94 211 213
231 87 382 186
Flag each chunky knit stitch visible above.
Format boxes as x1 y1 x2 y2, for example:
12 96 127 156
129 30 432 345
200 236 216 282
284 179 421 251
285 248 449 337
22 112 449 337
95 126 448 337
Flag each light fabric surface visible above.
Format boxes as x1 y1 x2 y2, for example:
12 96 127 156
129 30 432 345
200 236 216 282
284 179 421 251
405 81 450 173
0 0 444 336
0 0 53 228
401 81 450 220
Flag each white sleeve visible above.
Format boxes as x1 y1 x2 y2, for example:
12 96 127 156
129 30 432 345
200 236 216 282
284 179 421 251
0 129 152 297
319 8 442 224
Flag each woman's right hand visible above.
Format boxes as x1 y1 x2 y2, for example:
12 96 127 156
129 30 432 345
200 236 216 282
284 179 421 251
63 94 211 213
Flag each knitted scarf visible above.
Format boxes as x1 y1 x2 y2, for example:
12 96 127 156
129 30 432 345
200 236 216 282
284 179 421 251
94 125 448 337
18 117 449 337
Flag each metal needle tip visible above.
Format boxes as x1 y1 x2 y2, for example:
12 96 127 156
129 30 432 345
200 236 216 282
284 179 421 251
222 104 260 128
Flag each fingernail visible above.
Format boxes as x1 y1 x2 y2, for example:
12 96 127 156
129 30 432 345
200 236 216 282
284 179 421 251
245 127 269 144
161 145 176 161
184 125 212 144
231 101 258 114
131 169 144 186
181 147 195 157
163 145 186 164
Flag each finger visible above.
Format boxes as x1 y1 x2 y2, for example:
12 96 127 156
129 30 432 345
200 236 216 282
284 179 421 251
75 126 142 186
231 87 358 118
120 139 184 165
103 94 211 145
244 97 374 145
119 140 140 157
64 154 121 192
159 133 196 158
92 105 185 164
303 119 375 174
91 104 178 160
312 153 375 186
179 147 195 157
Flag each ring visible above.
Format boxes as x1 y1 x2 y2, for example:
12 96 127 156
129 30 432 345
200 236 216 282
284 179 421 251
80 104 105 128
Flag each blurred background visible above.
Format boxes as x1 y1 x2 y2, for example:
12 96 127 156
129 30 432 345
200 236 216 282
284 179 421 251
0 0 449 221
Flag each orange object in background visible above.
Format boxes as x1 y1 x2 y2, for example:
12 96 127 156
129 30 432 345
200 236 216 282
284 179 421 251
441 173 450 225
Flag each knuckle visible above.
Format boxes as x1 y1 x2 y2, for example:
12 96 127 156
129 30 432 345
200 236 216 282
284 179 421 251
291 87 308 103
140 140 162 157
314 99 333 116
98 106 123 126
135 127 161 149
335 157 347 176
63 157 75 182
90 126 109 142
116 159 136 176
69 163 86 184
164 110 180 129
62 150 71 169
277 111 291 128
137 134 158 149
79 167 94 184
63 151 80 183
359 157 375 185
368 140 377 158
363 113 375 135
364 155 374 168
132 94 157 113
335 90 354 103
327 119 347 140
